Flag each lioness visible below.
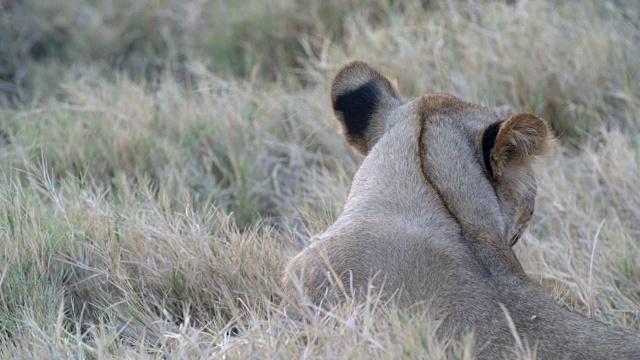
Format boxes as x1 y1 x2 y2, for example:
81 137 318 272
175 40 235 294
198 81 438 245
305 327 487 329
281 61 640 359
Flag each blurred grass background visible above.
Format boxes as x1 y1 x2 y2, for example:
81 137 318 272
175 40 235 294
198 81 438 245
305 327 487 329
0 0 639 358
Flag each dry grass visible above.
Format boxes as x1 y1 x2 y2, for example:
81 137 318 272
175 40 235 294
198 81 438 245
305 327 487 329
0 0 638 358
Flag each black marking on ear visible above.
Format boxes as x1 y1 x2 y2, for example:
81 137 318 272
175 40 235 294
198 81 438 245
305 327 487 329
482 121 502 178
333 79 380 140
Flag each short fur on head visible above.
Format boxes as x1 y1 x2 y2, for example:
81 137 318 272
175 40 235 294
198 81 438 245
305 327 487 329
282 61 640 359
481 112 552 246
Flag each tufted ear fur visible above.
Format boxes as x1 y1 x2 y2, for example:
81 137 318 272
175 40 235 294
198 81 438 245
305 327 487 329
331 61 404 155
482 112 552 178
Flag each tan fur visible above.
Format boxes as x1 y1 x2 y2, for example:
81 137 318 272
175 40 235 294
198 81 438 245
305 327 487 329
330 61 403 155
491 112 552 178
281 61 640 359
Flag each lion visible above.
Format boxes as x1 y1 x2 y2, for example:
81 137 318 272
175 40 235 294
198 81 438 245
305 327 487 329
280 61 640 359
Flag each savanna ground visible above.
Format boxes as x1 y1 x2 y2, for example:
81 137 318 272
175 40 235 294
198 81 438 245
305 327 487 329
0 0 639 358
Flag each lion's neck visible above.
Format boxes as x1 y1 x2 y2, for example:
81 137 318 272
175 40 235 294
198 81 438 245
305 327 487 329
342 134 526 279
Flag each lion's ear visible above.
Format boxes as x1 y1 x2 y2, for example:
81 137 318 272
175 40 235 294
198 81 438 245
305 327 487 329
482 112 552 178
331 61 403 155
